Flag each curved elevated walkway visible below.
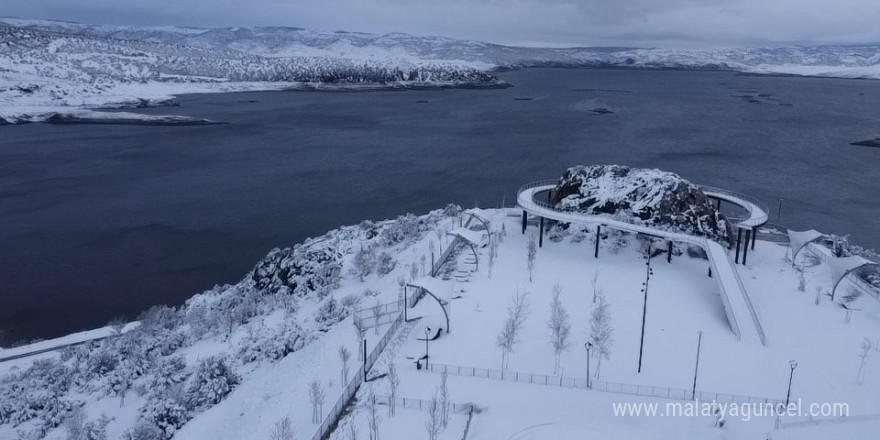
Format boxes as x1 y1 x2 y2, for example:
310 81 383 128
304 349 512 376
700 185 769 229
517 181 767 346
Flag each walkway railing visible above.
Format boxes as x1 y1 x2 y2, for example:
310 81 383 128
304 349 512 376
309 312 404 440
426 362 784 406
515 180 769 230
699 184 770 228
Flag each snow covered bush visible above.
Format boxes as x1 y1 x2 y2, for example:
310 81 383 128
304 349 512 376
122 422 163 440
238 321 308 363
314 296 349 330
144 397 190 440
63 408 110 440
379 214 425 247
138 305 182 333
185 356 239 408
351 245 378 280
149 357 188 394
375 251 397 276
359 220 380 240
87 349 119 378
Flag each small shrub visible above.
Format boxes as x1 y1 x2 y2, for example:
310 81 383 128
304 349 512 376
314 296 349 329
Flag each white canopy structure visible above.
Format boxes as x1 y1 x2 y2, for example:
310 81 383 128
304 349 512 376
447 227 487 271
463 208 492 231
787 229 824 264
407 276 455 333
448 227 486 247
827 255 878 301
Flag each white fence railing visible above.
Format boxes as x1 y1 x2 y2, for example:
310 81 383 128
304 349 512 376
426 363 784 406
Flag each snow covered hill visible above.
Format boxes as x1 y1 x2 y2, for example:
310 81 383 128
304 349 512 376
0 20 500 123
1 17 879 122
2 201 879 440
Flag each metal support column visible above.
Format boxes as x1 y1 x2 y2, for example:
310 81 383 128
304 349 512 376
742 229 751 265
751 227 757 251
521 210 527 234
667 241 673 263
538 217 544 248
735 228 743 264
594 225 601 258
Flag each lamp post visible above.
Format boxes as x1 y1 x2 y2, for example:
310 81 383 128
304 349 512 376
585 342 593 389
785 360 798 407
425 327 431 370
637 248 653 373
691 331 703 400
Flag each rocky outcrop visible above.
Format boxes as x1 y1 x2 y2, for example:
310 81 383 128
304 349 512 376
250 243 342 296
551 165 729 242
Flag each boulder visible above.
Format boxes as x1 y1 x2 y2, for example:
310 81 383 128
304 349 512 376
550 165 729 243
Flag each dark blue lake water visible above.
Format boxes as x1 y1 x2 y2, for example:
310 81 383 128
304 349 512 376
1 68 879 343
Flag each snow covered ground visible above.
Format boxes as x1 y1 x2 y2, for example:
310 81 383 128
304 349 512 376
2 206 878 439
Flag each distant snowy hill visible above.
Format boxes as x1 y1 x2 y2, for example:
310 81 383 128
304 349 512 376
1 17 879 122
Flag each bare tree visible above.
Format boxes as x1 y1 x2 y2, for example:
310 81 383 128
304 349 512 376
591 271 602 304
547 282 572 375
367 387 381 440
347 417 359 440
439 371 450 428
589 293 614 379
108 316 126 336
353 315 367 361
397 276 407 307
527 235 537 282
797 267 807 292
387 363 400 416
488 240 496 279
857 337 873 384
410 262 419 282
270 417 296 440
309 380 326 424
372 300 383 335
425 390 442 440
339 345 351 383
496 290 530 370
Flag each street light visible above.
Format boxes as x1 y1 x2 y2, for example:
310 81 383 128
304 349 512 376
585 342 593 389
637 248 653 373
424 327 431 370
785 360 798 406
691 331 703 400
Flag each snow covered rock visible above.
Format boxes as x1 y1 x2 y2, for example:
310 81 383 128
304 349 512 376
551 165 729 242
250 243 343 296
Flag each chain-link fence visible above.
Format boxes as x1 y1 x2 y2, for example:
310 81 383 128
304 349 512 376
426 362 784 406
372 394 474 414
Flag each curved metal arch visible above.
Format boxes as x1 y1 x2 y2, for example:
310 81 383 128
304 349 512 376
406 285 451 334
831 263 879 302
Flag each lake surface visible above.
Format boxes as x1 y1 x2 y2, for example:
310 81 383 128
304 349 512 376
2 68 879 344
